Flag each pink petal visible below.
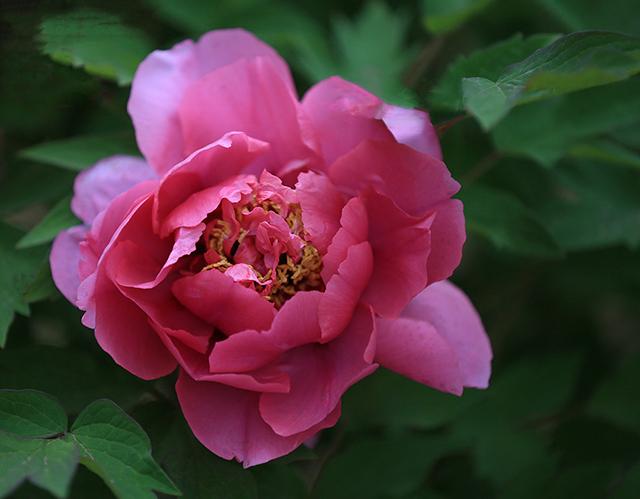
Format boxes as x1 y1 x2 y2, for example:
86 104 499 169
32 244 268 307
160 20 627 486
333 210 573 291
259 305 376 437
329 139 459 218
319 241 373 342
153 133 268 237
71 156 156 225
320 197 368 283
50 226 87 305
295 171 345 254
178 57 316 175
92 274 177 380
172 270 276 335
176 370 341 467
380 105 442 159
401 281 492 389
209 291 323 373
302 77 393 166
362 191 432 317
128 29 295 174
375 316 464 395
427 199 466 284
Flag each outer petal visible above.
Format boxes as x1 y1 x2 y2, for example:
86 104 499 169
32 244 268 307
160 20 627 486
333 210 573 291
50 226 87 304
71 156 157 224
178 58 315 174
329 139 459 218
302 77 442 164
427 199 466 284
375 281 491 394
361 191 433 317
92 275 177 380
259 305 377 437
128 29 294 174
402 281 491 389
379 105 442 159
176 371 341 467
172 270 276 335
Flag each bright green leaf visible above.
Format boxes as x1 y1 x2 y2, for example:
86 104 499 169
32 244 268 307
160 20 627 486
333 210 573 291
16 197 79 249
0 433 79 498
464 31 640 128
430 33 558 111
39 10 153 85
462 77 510 129
19 132 139 171
422 0 494 34
71 399 180 498
460 184 560 257
0 389 67 438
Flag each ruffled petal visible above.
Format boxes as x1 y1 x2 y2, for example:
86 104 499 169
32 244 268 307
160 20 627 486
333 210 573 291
329 139 459 218
172 270 276 335
176 371 341 467
402 281 492 389
259 305 376 436
71 156 156 225
153 133 268 237
295 171 344 254
128 29 294 174
50 226 87 304
426 199 466 284
379 105 442 159
178 58 315 175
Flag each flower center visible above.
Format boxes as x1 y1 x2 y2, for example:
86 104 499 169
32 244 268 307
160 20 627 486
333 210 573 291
190 175 324 308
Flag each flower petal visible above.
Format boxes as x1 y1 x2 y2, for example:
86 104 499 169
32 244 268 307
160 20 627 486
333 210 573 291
379 104 442 159
50 226 87 305
427 199 466 284
176 370 341 467
329 139 459 218
128 29 294 174
259 305 376 436
172 270 276 335
71 156 156 225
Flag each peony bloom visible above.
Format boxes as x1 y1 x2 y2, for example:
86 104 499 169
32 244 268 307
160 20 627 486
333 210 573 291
50 29 491 467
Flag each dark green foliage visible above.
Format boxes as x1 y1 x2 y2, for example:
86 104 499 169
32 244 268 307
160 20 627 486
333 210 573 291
1 0 639 497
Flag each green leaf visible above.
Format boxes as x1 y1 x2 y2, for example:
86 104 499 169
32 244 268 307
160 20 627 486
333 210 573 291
0 389 67 438
0 346 148 414
463 31 640 128
569 139 640 169
536 0 640 36
39 9 153 85
71 399 180 498
536 160 640 251
298 1 416 105
312 435 457 499
422 0 494 34
19 132 139 171
460 184 560 257
588 354 640 435
0 433 79 498
16 197 79 249
493 78 640 166
430 33 558 111
0 223 49 347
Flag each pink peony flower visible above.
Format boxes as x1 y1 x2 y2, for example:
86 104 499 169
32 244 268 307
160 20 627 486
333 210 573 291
50 29 492 467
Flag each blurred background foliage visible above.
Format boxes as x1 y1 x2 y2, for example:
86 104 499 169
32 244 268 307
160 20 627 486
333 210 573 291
1 0 640 497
